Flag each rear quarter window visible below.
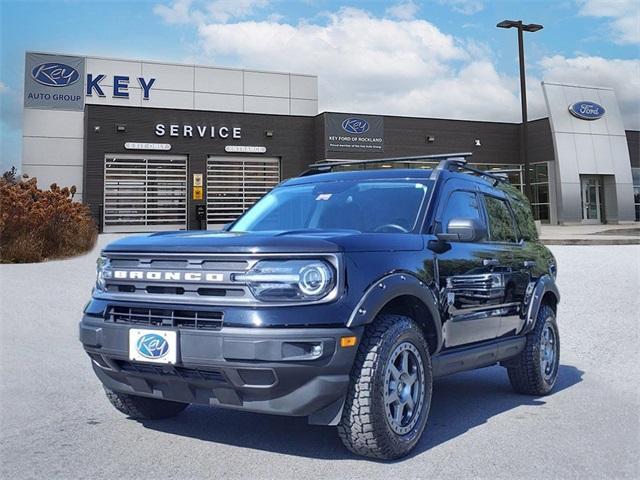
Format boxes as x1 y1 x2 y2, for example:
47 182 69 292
497 183 538 241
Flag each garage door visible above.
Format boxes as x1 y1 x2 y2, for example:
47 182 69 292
206 156 280 228
103 154 187 233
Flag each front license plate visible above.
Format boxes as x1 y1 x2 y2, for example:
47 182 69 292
129 329 177 364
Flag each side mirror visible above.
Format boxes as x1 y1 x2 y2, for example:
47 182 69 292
437 218 485 243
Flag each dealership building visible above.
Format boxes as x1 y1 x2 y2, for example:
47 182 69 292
22 51 640 232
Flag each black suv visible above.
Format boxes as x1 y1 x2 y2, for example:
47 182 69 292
80 154 560 460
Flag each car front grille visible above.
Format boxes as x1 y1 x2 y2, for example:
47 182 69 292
104 306 223 330
99 254 254 305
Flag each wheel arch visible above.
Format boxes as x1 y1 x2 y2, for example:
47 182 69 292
523 274 560 334
346 272 443 354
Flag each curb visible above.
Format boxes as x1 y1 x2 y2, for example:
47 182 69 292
542 239 640 245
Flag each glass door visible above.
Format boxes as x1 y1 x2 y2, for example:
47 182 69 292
581 175 601 224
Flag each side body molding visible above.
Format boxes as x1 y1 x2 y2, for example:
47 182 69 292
522 274 560 335
346 272 443 352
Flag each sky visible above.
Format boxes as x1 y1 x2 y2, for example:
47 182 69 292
1 0 639 173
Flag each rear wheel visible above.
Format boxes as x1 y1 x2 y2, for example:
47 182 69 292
104 387 189 420
507 304 560 395
338 314 432 460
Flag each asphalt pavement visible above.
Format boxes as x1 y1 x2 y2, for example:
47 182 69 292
1 237 638 479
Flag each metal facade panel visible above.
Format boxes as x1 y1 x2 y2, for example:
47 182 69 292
195 67 243 95
244 95 290 115
23 109 84 138
290 75 318 100
23 137 84 166
194 92 244 112
243 71 290 98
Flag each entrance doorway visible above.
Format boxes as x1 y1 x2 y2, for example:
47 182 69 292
580 175 603 224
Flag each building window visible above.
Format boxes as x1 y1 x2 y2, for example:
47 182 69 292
529 162 551 224
632 168 640 221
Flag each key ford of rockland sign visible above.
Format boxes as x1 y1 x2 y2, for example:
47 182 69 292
326 113 384 152
24 52 156 111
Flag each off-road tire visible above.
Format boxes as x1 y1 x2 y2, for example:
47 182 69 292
104 387 189 419
507 304 560 395
337 314 432 460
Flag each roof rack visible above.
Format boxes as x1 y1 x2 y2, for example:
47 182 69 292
431 157 509 185
302 152 508 186
302 152 473 176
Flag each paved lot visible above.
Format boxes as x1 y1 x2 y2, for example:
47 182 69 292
1 237 639 479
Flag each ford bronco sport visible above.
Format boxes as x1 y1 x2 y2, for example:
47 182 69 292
80 153 560 460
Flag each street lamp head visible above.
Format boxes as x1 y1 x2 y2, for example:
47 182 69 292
497 20 544 32
523 23 544 32
497 20 519 29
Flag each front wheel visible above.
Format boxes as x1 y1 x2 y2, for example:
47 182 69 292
337 314 432 460
507 304 560 395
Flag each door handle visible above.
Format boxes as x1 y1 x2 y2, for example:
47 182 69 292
483 258 499 267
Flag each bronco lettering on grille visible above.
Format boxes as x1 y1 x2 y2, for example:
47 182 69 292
112 271 224 282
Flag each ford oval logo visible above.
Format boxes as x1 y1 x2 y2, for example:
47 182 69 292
342 118 370 135
568 101 605 120
31 62 80 87
136 333 169 359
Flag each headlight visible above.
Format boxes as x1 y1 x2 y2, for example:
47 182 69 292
235 259 336 302
95 256 111 292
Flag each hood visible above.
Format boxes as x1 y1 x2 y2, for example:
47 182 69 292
103 229 424 254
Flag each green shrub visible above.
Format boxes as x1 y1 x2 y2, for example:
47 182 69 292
0 172 98 263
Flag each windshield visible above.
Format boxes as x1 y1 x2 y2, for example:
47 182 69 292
230 179 431 233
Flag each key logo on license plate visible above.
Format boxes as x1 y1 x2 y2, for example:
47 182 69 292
137 333 169 359
129 329 177 364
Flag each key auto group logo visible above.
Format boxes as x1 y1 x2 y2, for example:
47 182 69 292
31 62 80 87
341 118 370 135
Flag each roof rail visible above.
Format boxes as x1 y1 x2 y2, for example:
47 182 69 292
302 152 474 176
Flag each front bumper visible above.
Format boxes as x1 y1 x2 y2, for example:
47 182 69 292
80 316 362 425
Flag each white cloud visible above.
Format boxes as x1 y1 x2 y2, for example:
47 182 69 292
154 3 640 129
578 0 640 44
206 0 269 23
437 0 484 15
0 81 9 94
539 55 640 129
385 1 419 20
194 8 525 121
153 0 268 24
153 0 195 24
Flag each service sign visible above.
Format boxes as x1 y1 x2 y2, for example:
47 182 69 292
326 113 384 152
24 53 85 110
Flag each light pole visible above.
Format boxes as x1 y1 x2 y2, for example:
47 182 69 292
497 20 543 202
